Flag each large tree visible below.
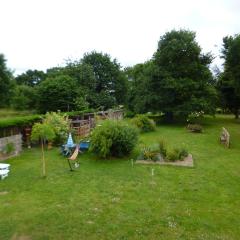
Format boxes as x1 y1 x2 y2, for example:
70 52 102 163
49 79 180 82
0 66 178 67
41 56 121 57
125 61 154 113
148 30 217 120
15 69 46 87
82 51 128 109
0 54 13 107
37 75 78 112
218 34 240 118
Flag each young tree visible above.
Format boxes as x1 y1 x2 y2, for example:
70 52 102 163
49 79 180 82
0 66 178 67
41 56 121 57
149 30 217 121
218 34 240 118
0 54 14 107
31 123 55 177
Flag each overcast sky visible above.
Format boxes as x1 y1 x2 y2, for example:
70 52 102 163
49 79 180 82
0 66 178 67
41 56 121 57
0 0 239 75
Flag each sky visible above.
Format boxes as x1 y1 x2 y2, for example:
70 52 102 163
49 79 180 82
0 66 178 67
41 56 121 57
0 0 239 75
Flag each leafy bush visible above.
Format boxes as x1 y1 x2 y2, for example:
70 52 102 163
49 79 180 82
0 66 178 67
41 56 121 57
90 120 138 158
43 112 70 144
187 124 203 133
131 115 156 132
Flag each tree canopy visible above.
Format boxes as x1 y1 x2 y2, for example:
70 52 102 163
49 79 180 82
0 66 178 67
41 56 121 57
147 30 217 120
218 34 240 118
0 54 13 107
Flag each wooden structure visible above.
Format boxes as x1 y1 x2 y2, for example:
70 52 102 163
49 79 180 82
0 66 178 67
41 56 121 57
70 110 124 138
220 127 230 148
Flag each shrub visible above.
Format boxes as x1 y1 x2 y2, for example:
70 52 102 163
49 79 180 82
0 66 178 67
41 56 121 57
90 120 138 158
131 115 156 132
187 124 203 133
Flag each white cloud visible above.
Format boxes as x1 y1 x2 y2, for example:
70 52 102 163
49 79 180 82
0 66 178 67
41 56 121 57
0 0 239 75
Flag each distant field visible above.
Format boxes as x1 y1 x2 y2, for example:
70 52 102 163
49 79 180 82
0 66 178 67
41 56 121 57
0 109 34 119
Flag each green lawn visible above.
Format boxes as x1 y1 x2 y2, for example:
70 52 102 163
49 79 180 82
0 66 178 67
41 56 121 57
1 115 240 240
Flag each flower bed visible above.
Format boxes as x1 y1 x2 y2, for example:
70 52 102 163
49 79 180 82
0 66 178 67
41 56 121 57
136 154 193 167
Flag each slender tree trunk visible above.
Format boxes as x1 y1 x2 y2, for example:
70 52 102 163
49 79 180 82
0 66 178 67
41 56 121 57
41 139 46 177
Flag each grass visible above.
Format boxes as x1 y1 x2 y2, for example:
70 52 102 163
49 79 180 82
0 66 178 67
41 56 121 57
1 115 240 239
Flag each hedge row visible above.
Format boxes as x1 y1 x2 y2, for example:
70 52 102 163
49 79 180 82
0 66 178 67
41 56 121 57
0 115 42 129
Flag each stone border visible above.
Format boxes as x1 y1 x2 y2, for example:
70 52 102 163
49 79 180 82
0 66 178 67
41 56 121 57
136 154 193 167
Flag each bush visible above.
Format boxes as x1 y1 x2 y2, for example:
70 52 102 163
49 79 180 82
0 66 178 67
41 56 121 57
131 115 156 132
90 120 138 158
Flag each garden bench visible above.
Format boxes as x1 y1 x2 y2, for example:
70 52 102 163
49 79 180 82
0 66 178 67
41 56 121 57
0 164 10 180
220 127 230 148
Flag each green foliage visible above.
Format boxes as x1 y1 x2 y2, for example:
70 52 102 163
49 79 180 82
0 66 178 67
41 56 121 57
0 54 14 107
11 85 37 110
37 75 78 113
0 115 41 129
131 115 156 132
31 122 56 142
218 34 240 118
125 61 154 113
148 30 217 120
74 96 89 111
15 69 45 87
43 112 70 144
166 148 180 162
82 51 128 108
90 120 138 158
166 147 189 162
139 146 160 161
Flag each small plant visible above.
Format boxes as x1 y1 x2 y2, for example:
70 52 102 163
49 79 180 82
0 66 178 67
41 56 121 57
187 124 203 133
166 148 189 162
131 115 156 132
179 148 188 160
4 142 15 155
166 148 180 162
159 140 167 158
90 120 138 158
